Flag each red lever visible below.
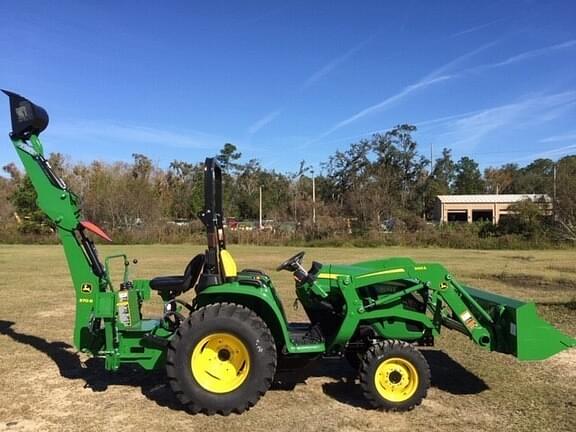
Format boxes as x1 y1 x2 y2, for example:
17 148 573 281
80 220 112 242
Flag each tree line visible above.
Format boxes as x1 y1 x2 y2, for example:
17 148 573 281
1 124 575 246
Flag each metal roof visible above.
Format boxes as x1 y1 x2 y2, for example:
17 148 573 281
437 194 551 204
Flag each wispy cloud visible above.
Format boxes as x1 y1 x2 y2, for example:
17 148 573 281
315 75 454 141
540 131 576 143
448 19 503 39
247 109 282 135
296 108 487 149
49 121 223 149
514 143 576 163
301 35 375 90
311 38 576 144
519 131 576 162
432 91 576 151
247 35 375 136
312 42 497 141
421 41 498 81
414 109 488 129
464 39 576 73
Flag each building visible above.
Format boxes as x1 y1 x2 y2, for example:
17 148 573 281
434 194 551 224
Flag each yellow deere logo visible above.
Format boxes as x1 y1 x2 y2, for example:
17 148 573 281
81 283 92 294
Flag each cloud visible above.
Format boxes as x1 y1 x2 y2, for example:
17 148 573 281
522 131 576 162
312 39 576 142
312 41 497 141
246 35 376 136
422 41 498 81
414 109 488 128
301 35 375 90
247 109 282 135
48 121 223 149
431 91 576 151
448 19 503 39
315 75 454 141
464 39 576 73
541 132 576 143
304 92 575 155
514 143 576 163
304 108 490 149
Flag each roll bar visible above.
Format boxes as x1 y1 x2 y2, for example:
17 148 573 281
197 157 227 287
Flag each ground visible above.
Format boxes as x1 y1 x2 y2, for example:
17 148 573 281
0 244 575 432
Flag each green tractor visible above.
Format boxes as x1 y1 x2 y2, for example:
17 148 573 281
4 91 575 415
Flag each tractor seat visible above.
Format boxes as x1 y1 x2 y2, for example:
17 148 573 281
150 254 205 295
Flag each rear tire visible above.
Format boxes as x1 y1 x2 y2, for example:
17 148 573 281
166 302 277 415
359 340 430 411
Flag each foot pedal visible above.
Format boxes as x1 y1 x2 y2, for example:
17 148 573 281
288 323 324 346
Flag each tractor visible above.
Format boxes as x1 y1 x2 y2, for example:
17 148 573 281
4 90 575 415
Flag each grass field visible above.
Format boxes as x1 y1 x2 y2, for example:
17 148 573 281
1 244 575 432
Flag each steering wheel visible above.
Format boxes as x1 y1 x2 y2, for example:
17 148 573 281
276 251 306 272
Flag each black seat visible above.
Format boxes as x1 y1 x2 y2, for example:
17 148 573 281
150 254 205 295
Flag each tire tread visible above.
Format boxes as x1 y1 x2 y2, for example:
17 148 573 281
358 340 430 411
166 302 276 415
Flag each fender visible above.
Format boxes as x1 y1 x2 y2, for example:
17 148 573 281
195 282 325 354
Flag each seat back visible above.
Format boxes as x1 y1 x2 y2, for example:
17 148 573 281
220 249 238 280
182 254 205 293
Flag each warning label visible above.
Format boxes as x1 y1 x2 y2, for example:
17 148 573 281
460 310 478 330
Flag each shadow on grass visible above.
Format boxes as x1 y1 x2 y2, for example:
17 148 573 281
423 350 489 395
0 320 488 412
0 320 181 411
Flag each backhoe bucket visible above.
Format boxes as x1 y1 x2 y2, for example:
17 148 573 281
465 286 576 361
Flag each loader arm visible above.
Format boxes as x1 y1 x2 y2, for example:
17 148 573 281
416 264 576 361
327 258 575 361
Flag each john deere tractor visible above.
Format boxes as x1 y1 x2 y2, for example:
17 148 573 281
4 91 575 415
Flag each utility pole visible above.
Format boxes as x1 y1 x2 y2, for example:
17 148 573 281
553 163 557 220
312 168 316 225
293 186 297 222
430 143 433 175
259 186 263 230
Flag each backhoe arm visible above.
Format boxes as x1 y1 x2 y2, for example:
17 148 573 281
5 91 109 353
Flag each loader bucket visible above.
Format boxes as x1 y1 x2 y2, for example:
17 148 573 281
464 286 576 361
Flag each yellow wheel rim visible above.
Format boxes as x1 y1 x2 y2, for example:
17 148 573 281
374 357 419 402
191 332 251 394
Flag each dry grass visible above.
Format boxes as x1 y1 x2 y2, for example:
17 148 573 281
1 244 575 432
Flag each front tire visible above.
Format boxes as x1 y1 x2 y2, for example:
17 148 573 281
344 348 362 370
166 302 277 415
359 340 430 411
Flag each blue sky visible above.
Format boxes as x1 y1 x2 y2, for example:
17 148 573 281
1 1 575 174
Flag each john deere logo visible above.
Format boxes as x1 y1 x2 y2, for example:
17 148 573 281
81 283 92 294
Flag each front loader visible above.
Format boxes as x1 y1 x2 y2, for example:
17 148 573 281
4 91 575 414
